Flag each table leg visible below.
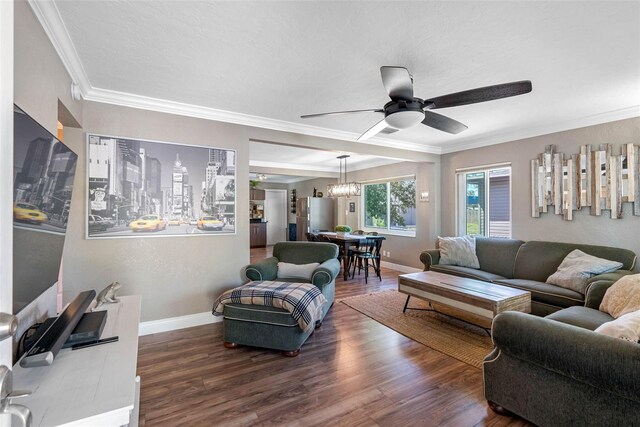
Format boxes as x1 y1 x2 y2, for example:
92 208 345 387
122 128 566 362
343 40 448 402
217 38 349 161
342 241 350 280
402 295 411 313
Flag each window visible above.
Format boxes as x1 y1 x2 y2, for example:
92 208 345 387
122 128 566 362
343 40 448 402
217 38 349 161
456 166 511 238
363 178 416 236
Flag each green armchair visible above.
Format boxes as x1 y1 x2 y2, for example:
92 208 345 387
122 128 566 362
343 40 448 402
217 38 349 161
222 242 340 355
245 241 339 318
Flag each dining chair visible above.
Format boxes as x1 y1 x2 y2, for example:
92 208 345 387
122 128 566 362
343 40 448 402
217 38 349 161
306 232 319 242
350 236 383 283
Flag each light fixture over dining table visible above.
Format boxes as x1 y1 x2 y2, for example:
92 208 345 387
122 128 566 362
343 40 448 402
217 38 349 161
327 155 361 197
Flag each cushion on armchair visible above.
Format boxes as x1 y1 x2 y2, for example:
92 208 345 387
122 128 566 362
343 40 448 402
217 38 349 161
277 262 320 281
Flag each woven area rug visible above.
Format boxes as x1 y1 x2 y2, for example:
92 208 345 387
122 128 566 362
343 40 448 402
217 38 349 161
340 290 493 368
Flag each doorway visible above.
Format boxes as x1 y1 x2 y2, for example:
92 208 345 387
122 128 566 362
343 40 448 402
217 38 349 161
264 189 287 245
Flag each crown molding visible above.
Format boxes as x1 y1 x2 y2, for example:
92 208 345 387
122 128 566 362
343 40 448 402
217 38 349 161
29 0 639 158
84 86 442 154
440 106 640 154
28 0 92 96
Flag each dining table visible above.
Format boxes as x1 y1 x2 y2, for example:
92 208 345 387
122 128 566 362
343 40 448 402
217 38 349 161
314 232 386 280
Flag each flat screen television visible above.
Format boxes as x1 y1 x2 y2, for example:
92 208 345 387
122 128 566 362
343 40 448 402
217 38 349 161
13 105 78 314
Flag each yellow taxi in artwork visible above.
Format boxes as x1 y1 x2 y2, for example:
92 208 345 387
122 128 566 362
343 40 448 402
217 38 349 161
197 215 224 231
129 214 166 232
13 202 48 224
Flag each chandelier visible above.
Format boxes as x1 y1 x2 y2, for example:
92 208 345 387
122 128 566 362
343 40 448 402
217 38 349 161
327 155 361 198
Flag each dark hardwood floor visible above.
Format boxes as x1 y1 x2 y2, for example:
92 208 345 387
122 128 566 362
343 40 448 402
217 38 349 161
137 246 530 426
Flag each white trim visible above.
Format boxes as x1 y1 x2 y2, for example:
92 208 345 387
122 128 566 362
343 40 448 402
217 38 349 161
27 0 91 96
441 106 640 154
380 261 421 274
138 311 221 336
84 87 440 154
455 162 512 173
0 0 14 369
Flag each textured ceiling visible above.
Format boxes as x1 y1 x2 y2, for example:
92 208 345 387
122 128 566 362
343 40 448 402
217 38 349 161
52 1 640 154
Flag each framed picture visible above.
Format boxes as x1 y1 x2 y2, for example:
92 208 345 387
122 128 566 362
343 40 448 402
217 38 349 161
86 133 236 238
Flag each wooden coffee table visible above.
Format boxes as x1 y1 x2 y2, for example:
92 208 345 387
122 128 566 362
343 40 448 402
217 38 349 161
398 271 531 334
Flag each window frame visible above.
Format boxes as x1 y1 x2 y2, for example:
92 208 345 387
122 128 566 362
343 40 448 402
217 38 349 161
455 163 512 238
361 177 417 238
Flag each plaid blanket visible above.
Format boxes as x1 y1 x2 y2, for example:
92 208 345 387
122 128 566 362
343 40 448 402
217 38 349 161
212 281 327 332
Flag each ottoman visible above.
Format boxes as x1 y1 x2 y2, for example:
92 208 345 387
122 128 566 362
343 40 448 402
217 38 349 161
214 279 335 357
222 304 315 356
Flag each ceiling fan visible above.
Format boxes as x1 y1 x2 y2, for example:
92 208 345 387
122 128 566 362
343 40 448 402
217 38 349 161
301 66 532 141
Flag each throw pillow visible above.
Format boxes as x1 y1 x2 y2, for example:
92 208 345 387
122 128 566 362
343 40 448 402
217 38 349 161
277 262 320 281
437 235 480 269
600 273 640 318
594 310 640 343
546 250 623 294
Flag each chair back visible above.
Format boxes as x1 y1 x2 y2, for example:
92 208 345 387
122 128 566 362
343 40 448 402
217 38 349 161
361 236 382 257
306 232 319 242
318 234 333 243
274 241 338 264
351 230 365 235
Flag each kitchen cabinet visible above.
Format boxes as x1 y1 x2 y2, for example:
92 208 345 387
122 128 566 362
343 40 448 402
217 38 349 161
250 222 267 248
250 189 265 200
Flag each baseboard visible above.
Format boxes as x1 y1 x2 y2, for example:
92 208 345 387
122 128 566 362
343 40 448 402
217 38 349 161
380 261 421 274
138 311 222 336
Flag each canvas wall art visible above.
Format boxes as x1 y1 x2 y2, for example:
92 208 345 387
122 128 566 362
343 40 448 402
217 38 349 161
87 134 236 238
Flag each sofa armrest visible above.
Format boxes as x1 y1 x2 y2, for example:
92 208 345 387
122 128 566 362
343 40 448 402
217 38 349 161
490 311 640 403
244 257 278 282
584 270 634 309
419 250 440 271
312 258 340 290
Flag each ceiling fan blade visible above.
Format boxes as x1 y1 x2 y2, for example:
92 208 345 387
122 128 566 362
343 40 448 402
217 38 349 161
357 118 390 141
426 80 532 109
421 111 468 134
301 109 383 119
380 66 414 101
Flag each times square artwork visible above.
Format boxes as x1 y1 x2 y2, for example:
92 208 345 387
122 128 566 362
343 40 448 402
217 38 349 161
87 134 236 238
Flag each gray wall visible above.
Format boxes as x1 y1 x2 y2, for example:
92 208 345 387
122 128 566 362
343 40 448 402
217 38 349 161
61 103 250 321
14 0 82 134
13 0 82 336
441 117 640 270
338 161 440 269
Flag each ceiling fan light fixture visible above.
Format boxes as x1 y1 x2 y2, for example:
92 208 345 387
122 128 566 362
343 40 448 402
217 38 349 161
384 110 425 129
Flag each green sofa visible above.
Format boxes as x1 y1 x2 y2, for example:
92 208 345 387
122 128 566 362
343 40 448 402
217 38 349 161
420 238 636 316
222 241 340 355
484 310 640 425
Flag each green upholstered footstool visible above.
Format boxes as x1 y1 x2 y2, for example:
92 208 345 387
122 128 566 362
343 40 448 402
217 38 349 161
218 241 340 356
222 303 316 356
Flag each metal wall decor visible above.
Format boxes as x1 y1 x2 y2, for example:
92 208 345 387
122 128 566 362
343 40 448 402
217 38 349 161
531 144 639 220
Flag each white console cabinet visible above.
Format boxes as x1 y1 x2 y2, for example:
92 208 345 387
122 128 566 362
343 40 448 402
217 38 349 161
13 295 141 426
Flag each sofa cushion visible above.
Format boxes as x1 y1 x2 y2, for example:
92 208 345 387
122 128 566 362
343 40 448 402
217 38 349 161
495 279 584 308
546 249 623 294
430 264 506 282
599 273 640 318
475 237 524 279
513 241 637 283
595 310 640 342
546 306 614 331
437 235 480 268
